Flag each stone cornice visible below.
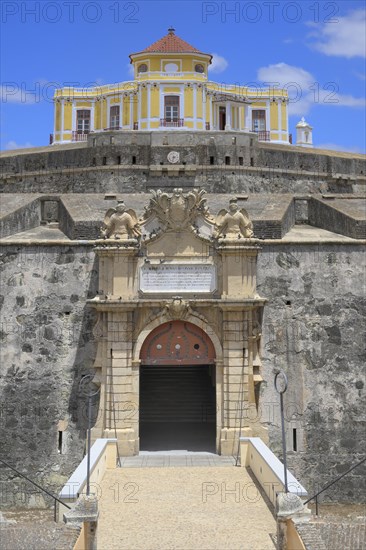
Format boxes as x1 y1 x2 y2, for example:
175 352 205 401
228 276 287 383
87 298 267 311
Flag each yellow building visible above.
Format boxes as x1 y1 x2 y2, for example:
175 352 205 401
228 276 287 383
53 28 289 144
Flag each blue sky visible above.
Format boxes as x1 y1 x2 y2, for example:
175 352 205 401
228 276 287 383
1 0 365 152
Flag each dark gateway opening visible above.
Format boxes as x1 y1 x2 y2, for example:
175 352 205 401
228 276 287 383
139 365 216 452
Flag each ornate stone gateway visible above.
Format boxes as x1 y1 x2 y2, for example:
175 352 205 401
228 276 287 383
89 189 266 455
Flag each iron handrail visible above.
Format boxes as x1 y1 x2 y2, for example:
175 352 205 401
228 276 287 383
0 457 71 521
303 457 366 515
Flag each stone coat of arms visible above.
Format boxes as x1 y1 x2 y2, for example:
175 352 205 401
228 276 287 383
99 190 254 244
142 188 213 232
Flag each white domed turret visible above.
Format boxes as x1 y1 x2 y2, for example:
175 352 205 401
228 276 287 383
296 117 313 147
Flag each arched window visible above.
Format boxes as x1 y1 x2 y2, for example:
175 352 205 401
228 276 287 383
195 64 204 73
138 63 148 73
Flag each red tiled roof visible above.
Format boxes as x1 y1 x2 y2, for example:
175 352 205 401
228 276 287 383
132 28 210 56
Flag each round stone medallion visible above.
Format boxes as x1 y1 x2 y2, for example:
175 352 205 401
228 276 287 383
167 151 180 164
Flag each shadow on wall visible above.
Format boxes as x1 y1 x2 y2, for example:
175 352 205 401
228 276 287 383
67 255 99 443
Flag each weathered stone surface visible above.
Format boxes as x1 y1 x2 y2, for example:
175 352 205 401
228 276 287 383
0 245 98 506
0 132 365 194
1 192 365 242
0 509 80 550
257 244 366 503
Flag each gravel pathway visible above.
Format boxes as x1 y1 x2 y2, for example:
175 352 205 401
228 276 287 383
98 465 276 550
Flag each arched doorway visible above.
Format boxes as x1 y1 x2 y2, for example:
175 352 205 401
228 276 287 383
139 320 216 452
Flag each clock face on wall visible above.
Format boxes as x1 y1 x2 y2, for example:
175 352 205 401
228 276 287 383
167 151 180 164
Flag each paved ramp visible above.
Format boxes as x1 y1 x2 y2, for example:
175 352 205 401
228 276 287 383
97 459 276 549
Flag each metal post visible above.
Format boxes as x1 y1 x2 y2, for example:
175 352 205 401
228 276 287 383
86 387 101 496
80 373 101 498
86 393 92 496
275 370 288 493
279 390 288 493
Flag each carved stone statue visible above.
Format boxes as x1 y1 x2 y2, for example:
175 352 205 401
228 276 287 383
215 198 253 240
101 201 141 240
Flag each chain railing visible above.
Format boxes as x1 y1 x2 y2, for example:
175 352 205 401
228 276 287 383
0 457 71 522
304 457 366 515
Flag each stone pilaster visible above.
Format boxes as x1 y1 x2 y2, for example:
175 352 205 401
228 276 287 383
103 309 138 455
91 243 139 454
220 307 254 455
219 243 260 298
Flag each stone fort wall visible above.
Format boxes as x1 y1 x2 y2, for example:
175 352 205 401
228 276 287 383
1 132 365 194
0 240 364 505
0 133 365 506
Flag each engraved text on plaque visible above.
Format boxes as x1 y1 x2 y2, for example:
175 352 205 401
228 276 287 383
140 264 216 293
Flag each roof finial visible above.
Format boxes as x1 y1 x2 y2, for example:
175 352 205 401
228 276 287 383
168 27 175 35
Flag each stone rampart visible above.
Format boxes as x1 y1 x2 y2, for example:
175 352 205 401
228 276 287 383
1 132 365 194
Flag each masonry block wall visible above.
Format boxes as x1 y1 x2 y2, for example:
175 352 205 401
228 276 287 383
0 240 365 503
0 245 98 506
1 133 365 194
257 244 366 503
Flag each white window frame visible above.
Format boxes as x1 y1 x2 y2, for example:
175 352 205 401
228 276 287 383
76 109 91 133
164 95 180 122
110 105 120 128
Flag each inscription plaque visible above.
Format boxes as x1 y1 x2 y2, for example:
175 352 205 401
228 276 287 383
140 264 216 293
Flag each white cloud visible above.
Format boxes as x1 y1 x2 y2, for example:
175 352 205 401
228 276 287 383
334 94 365 108
256 62 366 116
127 63 134 77
315 143 364 154
257 62 313 89
257 62 314 115
0 85 37 104
5 141 35 150
307 9 366 58
210 54 228 74
354 71 366 81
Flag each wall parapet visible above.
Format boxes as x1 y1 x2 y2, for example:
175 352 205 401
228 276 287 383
58 438 117 522
240 437 308 508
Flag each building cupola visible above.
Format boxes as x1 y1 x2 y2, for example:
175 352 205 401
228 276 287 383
129 28 212 80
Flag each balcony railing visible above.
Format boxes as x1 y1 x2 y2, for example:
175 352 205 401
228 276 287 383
72 131 89 142
160 118 184 128
255 130 270 142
